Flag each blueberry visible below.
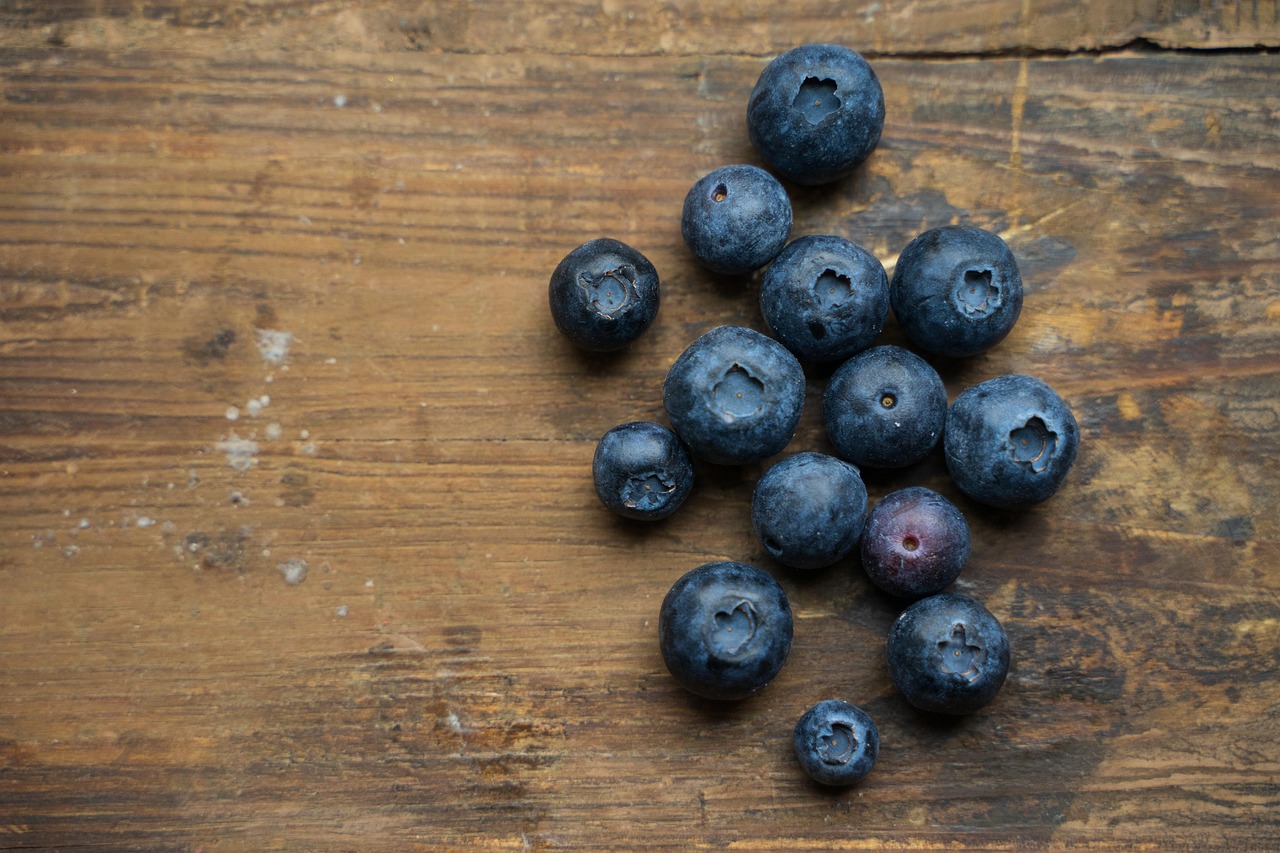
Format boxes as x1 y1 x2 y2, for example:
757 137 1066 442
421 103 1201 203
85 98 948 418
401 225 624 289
592 422 694 521
747 43 885 186
793 699 879 786
823 345 947 469
860 487 970 599
659 561 794 701
759 235 889 364
663 325 805 466
890 226 1024 358
751 452 867 570
681 165 792 276
548 237 660 352
944 374 1080 509
887 592 1010 714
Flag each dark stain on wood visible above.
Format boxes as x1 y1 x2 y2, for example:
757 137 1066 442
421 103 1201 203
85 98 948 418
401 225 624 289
183 527 251 572
278 470 315 506
182 327 237 364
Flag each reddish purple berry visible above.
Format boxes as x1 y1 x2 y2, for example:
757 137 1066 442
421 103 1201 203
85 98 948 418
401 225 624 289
860 486 970 599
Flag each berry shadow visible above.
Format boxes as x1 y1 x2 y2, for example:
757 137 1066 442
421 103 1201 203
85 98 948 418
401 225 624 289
795 763 875 799
688 455 765 491
770 558 849 590
597 511 680 547
921 352 991 395
559 337 647 375
698 267 769 324
860 580 915 616
797 356 843 382
783 158 879 235
867 315 914 352
881 692 975 735
951 493 1049 539
827 574 912 644
667 681 779 722
860 458 942 489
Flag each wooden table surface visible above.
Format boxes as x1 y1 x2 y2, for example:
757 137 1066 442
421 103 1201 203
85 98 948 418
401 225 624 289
2 2 1278 850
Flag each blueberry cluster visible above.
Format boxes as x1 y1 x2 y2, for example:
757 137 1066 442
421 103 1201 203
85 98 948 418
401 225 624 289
549 43 1080 789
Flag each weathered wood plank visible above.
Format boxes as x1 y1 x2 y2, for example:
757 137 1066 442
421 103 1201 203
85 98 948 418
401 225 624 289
1 0 1277 53
0 11 1278 853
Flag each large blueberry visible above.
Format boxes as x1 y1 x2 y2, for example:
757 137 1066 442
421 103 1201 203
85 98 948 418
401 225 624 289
793 699 879 786
747 43 885 186
887 592 1010 715
760 234 889 364
548 237 660 352
823 345 947 469
751 451 867 570
944 374 1079 509
681 165 792 276
663 325 805 466
659 561 794 701
890 226 1023 358
861 487 970 599
592 422 694 521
